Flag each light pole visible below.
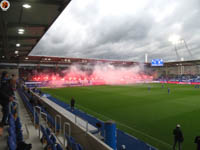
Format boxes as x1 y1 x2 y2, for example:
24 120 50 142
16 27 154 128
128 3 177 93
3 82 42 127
168 34 193 61
168 34 181 60
181 39 193 58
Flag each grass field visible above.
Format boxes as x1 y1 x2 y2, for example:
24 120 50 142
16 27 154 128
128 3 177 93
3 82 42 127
41 83 200 150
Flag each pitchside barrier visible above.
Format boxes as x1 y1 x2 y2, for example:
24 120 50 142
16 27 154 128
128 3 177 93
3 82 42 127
21 88 157 150
160 81 200 84
25 81 154 88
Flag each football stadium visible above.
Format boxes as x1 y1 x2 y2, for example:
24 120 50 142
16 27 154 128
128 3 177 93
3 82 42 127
0 0 200 150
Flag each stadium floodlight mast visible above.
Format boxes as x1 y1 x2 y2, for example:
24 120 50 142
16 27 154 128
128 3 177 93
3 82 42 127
168 34 193 60
168 34 181 60
168 34 181 45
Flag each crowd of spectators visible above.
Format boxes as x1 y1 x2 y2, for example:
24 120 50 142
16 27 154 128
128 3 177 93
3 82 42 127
157 74 200 82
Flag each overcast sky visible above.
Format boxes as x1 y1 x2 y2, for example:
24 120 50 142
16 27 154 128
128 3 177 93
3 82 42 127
30 0 200 62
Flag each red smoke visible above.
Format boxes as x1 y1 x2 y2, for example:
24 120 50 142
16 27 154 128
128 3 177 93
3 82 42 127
31 64 153 87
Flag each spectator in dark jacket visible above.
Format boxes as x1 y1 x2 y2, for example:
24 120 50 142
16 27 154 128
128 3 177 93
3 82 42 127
70 97 75 111
0 74 15 126
0 71 9 88
195 136 200 150
173 124 184 150
29 95 37 106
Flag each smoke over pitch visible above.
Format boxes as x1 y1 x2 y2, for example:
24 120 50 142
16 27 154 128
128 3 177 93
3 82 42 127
32 63 153 87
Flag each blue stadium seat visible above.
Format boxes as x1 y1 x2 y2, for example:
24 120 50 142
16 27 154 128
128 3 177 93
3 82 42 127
56 144 63 150
50 134 57 144
77 144 83 150
8 136 16 150
46 128 51 136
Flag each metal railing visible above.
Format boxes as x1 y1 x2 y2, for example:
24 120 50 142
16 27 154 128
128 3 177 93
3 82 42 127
63 122 71 147
34 106 41 138
41 112 48 127
55 115 61 135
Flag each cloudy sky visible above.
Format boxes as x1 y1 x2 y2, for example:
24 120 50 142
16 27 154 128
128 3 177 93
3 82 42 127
30 0 200 62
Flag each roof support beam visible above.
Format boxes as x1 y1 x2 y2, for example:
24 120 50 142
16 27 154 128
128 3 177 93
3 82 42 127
8 23 48 28
58 0 71 12
10 0 62 5
3 36 41 40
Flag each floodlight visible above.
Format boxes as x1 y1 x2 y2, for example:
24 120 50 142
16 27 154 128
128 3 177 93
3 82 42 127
18 31 24 35
18 29 24 32
16 43 20 47
168 34 181 44
23 4 31 9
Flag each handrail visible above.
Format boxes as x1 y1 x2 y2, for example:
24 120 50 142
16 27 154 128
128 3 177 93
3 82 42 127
74 114 88 133
86 120 89 134
55 114 61 135
34 106 41 138
24 123 30 139
75 115 77 124
63 122 71 147
41 112 48 127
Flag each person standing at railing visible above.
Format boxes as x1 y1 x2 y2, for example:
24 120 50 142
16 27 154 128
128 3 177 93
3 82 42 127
194 136 200 150
70 97 75 111
173 124 184 150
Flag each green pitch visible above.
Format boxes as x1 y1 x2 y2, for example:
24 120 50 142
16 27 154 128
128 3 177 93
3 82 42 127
41 84 200 150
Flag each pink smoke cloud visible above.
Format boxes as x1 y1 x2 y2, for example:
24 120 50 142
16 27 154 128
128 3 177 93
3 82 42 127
31 63 153 87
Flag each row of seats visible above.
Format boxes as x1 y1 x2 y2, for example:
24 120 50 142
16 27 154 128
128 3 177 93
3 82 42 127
24 90 61 132
40 124 83 150
18 89 39 125
65 135 83 150
40 125 63 150
7 102 23 150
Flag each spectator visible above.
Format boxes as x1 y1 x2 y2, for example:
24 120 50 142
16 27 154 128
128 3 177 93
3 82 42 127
194 136 200 150
39 90 43 96
0 76 15 126
70 97 75 111
173 124 184 150
96 122 102 134
0 71 9 87
29 96 37 106
27 88 31 94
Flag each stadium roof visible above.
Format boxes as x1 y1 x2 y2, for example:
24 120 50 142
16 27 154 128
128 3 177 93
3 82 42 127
0 55 200 68
0 0 71 62
1 0 200 64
